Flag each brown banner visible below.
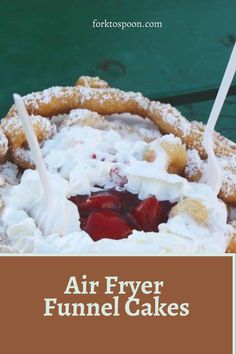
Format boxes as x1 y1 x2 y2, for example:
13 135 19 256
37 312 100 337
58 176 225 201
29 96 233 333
0 256 233 353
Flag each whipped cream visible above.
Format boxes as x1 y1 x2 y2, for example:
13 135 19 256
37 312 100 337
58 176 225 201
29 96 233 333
1 110 233 254
0 162 20 251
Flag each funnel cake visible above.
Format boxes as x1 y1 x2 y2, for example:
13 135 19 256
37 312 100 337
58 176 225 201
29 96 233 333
0 128 8 163
2 76 236 206
0 76 236 254
0 161 20 253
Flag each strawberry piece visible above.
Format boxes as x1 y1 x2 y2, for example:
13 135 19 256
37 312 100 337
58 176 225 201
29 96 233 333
84 210 132 241
78 193 122 211
70 190 172 239
132 197 161 232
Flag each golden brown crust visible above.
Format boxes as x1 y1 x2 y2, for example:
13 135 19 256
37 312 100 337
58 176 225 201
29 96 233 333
160 139 187 175
11 148 36 170
75 76 109 89
0 128 8 162
219 168 236 206
170 198 209 225
4 78 236 159
227 234 236 253
148 105 236 159
4 86 148 119
4 82 236 158
2 115 56 150
184 167 202 182
183 149 203 182
143 149 156 163
2 76 236 205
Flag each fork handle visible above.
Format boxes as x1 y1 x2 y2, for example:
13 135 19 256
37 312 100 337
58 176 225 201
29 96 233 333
205 42 236 137
13 94 54 205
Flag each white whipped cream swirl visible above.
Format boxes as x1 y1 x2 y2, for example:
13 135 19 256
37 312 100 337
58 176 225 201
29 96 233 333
1 112 233 254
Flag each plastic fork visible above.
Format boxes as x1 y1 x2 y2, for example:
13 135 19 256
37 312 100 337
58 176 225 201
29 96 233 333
201 42 236 194
13 94 79 236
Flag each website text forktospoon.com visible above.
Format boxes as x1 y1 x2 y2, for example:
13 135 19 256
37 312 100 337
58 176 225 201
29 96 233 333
92 19 163 30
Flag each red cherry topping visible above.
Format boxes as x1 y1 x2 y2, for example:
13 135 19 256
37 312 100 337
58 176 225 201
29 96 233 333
84 210 132 241
69 190 173 241
131 197 161 232
78 193 122 212
159 201 174 224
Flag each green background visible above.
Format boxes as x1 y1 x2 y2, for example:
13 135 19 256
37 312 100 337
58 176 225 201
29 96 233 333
0 0 235 140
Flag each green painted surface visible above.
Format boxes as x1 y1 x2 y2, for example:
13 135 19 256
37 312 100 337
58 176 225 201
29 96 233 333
177 95 236 142
0 0 235 141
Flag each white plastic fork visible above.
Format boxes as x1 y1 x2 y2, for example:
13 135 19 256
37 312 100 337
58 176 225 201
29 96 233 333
201 42 236 194
13 94 79 236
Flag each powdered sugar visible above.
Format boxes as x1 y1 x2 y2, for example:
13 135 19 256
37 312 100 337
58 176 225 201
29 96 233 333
185 149 204 179
24 86 69 108
0 129 8 157
0 109 233 254
149 101 191 138
13 148 35 166
0 162 19 187
0 162 20 249
159 133 182 145
217 155 236 198
220 169 236 198
2 115 56 141
61 109 103 128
